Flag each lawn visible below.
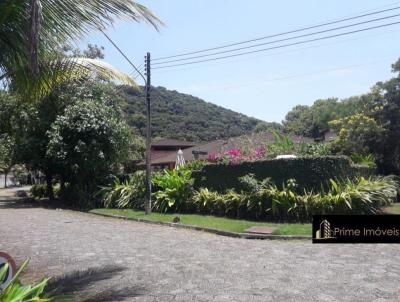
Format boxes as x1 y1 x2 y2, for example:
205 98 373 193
90 208 311 236
384 203 400 214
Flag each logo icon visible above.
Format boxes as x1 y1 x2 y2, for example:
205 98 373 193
315 219 335 240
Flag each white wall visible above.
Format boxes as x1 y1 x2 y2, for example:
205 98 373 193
0 174 17 188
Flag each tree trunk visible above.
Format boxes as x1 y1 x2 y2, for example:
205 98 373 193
4 172 7 188
45 173 54 201
60 179 66 192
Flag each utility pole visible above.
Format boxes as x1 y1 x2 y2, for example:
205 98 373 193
98 29 152 213
145 52 152 214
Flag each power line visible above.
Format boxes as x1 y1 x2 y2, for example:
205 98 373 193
130 65 145 79
153 13 400 65
99 28 146 84
152 21 400 70
152 6 400 61
152 27 400 74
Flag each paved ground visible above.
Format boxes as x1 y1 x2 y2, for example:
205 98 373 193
1 189 400 301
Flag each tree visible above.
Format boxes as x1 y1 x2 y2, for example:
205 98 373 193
0 134 16 187
0 0 161 99
283 97 368 138
0 91 31 187
283 105 312 136
329 113 384 156
46 98 133 206
16 45 119 199
368 59 400 174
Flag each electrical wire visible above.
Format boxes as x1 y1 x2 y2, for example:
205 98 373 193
153 13 400 65
152 21 400 70
152 27 400 74
152 6 400 61
99 28 147 84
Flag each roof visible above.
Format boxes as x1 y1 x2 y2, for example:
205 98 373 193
150 140 227 165
151 139 197 148
148 131 313 165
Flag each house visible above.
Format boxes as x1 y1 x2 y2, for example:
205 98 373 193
150 140 227 169
147 132 313 170
149 139 197 169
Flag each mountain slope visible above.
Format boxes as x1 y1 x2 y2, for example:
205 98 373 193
119 85 280 142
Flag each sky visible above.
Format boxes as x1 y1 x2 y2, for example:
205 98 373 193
79 0 400 123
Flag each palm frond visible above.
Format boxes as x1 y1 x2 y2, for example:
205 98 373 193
0 0 162 95
8 57 137 100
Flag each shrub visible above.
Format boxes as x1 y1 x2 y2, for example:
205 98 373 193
351 153 376 168
208 147 265 165
46 99 133 207
190 176 398 222
30 184 47 199
185 160 209 171
152 168 193 213
97 171 145 209
30 184 60 199
298 142 332 156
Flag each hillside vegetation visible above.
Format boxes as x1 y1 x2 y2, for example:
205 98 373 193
119 85 280 142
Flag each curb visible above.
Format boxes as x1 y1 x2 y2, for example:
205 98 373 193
89 211 311 241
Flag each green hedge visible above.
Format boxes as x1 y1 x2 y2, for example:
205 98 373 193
193 156 375 192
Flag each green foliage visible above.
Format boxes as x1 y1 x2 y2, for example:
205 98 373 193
193 156 374 193
0 0 160 99
152 168 193 213
0 92 31 180
119 85 272 142
367 60 400 174
185 160 209 171
192 188 246 217
46 99 132 191
271 131 294 150
0 134 15 173
191 176 398 222
0 259 52 301
30 184 60 199
283 58 400 175
283 97 368 138
351 154 376 168
97 171 146 209
30 184 48 199
298 142 332 156
329 113 384 156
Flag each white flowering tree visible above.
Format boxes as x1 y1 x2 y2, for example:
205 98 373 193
46 99 132 206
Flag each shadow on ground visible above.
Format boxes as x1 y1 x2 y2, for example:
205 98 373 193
0 198 37 209
47 265 145 301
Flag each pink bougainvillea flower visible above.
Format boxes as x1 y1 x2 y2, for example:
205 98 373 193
227 148 242 156
208 152 217 162
254 146 266 158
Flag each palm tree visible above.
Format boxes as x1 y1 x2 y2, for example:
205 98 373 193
0 0 162 98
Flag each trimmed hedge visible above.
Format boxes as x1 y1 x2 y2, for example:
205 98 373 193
193 156 375 192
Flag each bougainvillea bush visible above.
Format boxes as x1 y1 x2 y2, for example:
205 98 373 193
208 146 266 165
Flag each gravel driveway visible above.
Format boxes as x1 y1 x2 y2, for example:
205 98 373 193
0 195 399 301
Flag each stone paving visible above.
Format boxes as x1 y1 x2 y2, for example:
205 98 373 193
0 191 400 301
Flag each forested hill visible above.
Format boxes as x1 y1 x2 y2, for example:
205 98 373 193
118 85 280 142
